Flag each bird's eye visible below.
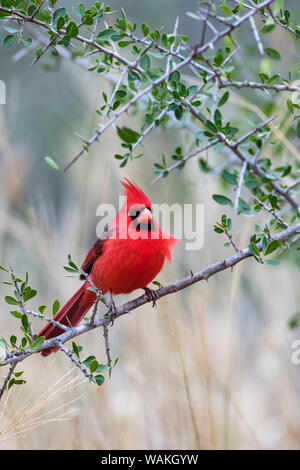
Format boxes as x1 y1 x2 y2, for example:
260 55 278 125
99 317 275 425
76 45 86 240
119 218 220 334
129 206 152 220
129 209 141 220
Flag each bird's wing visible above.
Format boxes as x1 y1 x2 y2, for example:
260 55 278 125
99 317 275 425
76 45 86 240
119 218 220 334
80 225 112 279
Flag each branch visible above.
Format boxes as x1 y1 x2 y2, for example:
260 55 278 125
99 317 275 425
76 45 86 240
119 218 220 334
56 341 94 381
0 363 16 399
229 0 300 39
2 222 299 368
220 80 300 93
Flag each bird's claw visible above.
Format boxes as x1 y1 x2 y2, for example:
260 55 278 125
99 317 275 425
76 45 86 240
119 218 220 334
144 287 159 307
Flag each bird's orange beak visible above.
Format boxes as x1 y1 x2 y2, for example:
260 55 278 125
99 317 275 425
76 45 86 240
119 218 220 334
137 208 152 225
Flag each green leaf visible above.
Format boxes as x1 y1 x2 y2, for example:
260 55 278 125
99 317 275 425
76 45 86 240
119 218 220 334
30 336 45 351
45 156 60 171
265 259 280 265
214 109 222 127
264 47 281 60
87 286 98 294
71 341 80 359
288 311 300 329
95 364 110 373
141 23 150 37
174 105 183 121
8 378 26 389
248 242 261 258
113 357 119 368
212 194 233 206
63 266 79 273
140 54 151 71
10 310 23 319
35 47 43 58
287 99 294 114
3 34 16 47
296 120 300 138
82 355 96 367
56 16 65 30
5 296 19 306
0 337 9 352
67 254 79 270
10 335 17 348
94 374 105 386
118 40 131 47
53 7 67 24
90 359 99 373
52 300 60 317
115 90 127 98
206 120 218 133
21 314 29 332
273 0 284 16
97 28 117 40
66 21 79 38
260 18 275 34
39 305 46 314
117 126 140 144
222 169 238 186
14 371 24 377
22 37 33 47
238 198 252 215
218 91 229 107
264 239 280 256
23 288 37 302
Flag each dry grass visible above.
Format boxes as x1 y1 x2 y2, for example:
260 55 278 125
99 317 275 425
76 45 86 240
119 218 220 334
0 60 300 450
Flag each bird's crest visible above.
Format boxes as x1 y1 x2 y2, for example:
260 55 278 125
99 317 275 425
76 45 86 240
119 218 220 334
121 178 152 208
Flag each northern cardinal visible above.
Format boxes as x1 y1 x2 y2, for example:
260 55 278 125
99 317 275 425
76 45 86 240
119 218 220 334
38 179 178 356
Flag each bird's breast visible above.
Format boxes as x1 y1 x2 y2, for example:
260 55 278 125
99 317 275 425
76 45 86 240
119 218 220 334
90 237 166 294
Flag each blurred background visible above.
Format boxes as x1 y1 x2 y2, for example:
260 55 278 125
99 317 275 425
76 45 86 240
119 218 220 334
0 0 300 450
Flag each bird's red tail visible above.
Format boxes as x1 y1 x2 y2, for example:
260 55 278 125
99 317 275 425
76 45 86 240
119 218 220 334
38 282 96 357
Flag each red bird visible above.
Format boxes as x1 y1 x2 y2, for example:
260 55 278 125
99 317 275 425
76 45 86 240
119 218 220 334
38 179 178 356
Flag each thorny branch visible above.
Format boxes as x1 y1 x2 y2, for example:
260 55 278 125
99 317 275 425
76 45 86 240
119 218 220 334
1 222 299 370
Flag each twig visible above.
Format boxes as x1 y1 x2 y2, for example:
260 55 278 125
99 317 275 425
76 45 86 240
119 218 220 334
132 107 168 154
220 80 300 94
0 363 16 400
226 231 240 253
166 16 179 75
151 138 220 183
255 197 289 228
234 161 248 213
249 15 264 55
103 325 112 378
9 266 35 341
25 309 70 332
56 342 94 381
229 0 300 39
219 134 300 214
286 177 300 194
30 0 44 20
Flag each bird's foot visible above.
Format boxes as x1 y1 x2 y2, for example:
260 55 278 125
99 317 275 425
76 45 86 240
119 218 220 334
144 287 159 307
